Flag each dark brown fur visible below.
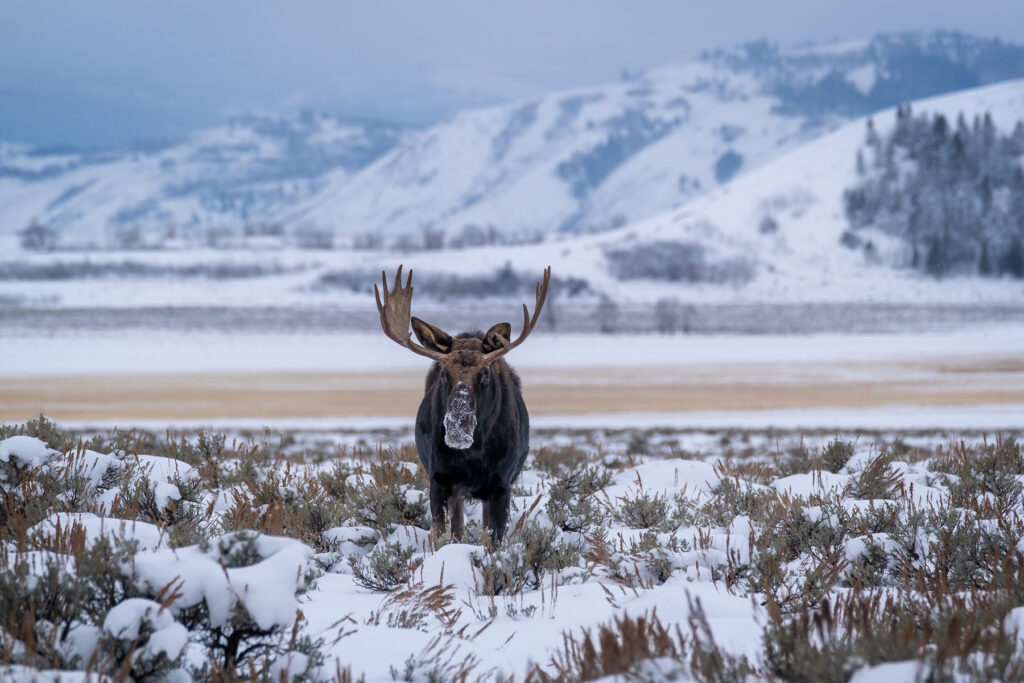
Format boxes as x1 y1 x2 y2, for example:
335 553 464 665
412 326 529 543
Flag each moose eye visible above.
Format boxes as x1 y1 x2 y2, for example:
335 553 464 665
439 374 448 387
480 372 490 386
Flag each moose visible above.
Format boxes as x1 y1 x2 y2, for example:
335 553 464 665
374 265 551 543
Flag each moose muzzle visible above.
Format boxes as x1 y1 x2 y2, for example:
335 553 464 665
443 383 476 449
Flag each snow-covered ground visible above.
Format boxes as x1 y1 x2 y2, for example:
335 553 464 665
3 422 1023 680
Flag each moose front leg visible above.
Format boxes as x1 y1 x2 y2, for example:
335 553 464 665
447 495 465 541
429 478 449 539
482 489 511 544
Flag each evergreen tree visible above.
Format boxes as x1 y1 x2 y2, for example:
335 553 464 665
978 240 993 275
842 107 1024 278
925 238 946 277
999 236 1024 278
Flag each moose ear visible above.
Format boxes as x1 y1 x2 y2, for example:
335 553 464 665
411 317 453 353
482 322 512 353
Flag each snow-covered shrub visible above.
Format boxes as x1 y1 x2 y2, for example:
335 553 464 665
342 477 428 535
930 437 1024 513
472 518 581 594
0 435 127 543
0 539 140 673
605 240 754 285
821 438 855 473
99 599 189 681
388 634 483 683
349 541 422 592
614 490 670 530
695 477 780 528
545 464 610 533
135 530 321 676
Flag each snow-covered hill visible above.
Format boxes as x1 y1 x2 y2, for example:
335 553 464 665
0 113 408 245
1 78 1022 334
3 31 1024 246
342 78 1024 308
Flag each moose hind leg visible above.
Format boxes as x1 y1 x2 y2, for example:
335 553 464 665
447 495 465 541
482 489 511 544
429 478 449 538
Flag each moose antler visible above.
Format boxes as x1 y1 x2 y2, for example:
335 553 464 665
374 265 447 361
482 265 552 362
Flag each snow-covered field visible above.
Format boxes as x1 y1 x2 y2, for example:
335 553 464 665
3 420 1024 681
3 31 1023 681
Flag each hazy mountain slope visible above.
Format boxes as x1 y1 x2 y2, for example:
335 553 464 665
2 32 1024 247
556 78 1024 304
304 31 1024 239
359 78 1024 308
1 79 1021 328
285 63 811 237
0 114 408 244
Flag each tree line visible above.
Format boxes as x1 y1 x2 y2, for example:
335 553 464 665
843 105 1024 278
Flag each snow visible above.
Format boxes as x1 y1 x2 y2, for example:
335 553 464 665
133 531 315 630
0 435 57 467
103 598 188 660
4 418 1023 680
4 326 1024 377
848 660 922 683
771 471 851 497
847 63 877 94
31 512 168 551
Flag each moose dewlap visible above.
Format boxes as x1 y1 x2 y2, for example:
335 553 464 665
374 265 551 543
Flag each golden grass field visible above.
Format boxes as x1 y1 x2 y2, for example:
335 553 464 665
3 354 1023 422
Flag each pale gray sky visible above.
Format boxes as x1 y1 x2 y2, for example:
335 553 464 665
3 1 1024 146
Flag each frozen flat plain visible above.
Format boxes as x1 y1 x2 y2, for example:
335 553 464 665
2 327 1022 427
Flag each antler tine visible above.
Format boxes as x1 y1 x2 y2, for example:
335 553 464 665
392 264 404 295
373 265 446 361
483 266 551 361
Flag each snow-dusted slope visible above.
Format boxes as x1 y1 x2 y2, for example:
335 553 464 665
370 78 1024 306
554 78 1024 304
0 113 407 245
3 32 1024 246
284 63 811 237
2 81 1021 320
1 80 1021 324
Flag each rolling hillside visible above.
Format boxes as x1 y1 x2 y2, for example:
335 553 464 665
3 32 1024 247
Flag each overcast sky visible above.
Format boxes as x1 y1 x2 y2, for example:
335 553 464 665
3 1 1024 147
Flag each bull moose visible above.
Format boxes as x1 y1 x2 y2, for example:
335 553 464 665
374 265 551 543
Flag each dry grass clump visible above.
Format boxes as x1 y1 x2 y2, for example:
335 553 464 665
930 436 1024 514
763 586 1024 682
531 443 591 477
535 601 752 682
845 453 903 499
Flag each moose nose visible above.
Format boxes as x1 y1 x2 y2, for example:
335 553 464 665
443 383 476 450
